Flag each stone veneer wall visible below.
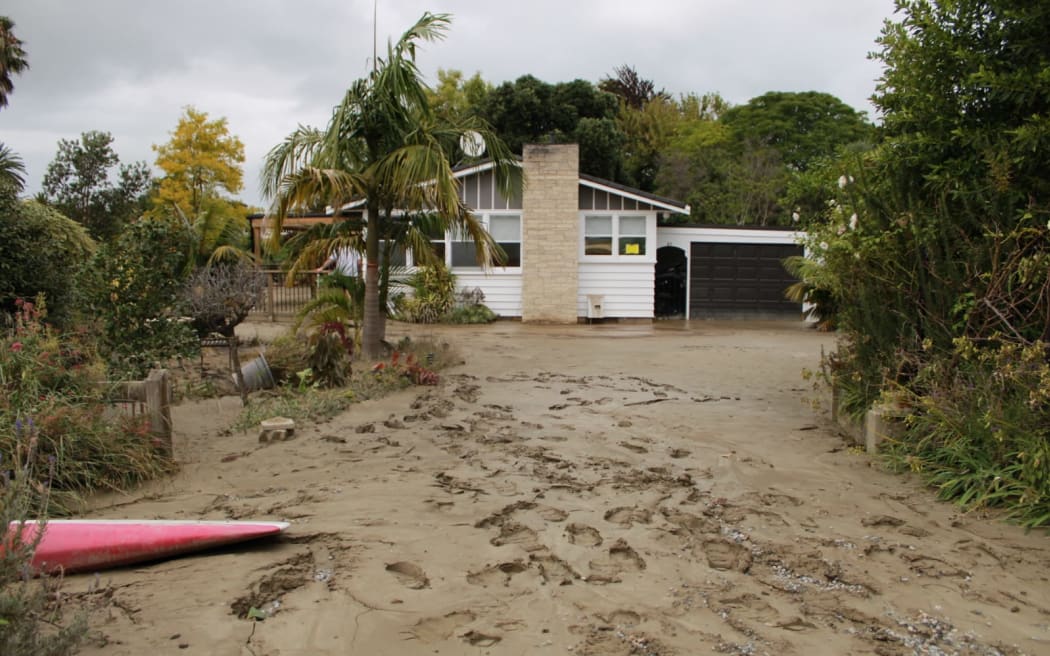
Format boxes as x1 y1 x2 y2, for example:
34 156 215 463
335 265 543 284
521 144 580 323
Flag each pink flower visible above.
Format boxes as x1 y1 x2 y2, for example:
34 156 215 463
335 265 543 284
10 342 23 352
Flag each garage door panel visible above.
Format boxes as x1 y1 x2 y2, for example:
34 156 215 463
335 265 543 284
689 242 802 315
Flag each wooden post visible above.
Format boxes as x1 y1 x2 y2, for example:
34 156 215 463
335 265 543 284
267 270 276 322
229 335 248 407
145 369 173 456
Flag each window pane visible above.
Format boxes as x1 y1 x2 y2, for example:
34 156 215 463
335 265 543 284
498 243 521 267
489 215 520 241
619 236 646 256
451 242 478 267
620 216 646 236
379 241 407 267
585 216 612 236
429 242 446 262
585 237 613 255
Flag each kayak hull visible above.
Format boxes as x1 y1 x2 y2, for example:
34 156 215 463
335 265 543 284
7 519 290 574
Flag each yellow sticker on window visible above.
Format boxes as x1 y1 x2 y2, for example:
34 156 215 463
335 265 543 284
625 243 640 254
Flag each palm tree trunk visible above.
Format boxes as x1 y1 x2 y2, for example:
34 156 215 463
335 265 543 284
362 205 384 359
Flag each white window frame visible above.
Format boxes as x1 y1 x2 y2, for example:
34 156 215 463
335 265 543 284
580 213 656 263
425 212 522 272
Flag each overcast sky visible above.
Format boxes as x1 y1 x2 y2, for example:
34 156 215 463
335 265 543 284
2 0 898 208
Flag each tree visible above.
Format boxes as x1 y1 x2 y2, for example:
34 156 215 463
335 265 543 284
262 12 518 359
476 75 624 179
0 200 95 327
41 131 152 242
427 68 490 120
0 141 26 198
721 91 873 172
0 16 29 109
786 1 1050 526
152 106 245 218
598 65 669 110
83 215 198 377
619 92 728 192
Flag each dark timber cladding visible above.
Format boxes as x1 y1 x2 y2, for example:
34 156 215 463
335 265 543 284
578 186 656 211
689 242 803 315
457 169 522 210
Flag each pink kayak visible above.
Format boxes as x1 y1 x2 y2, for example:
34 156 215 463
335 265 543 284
7 519 290 575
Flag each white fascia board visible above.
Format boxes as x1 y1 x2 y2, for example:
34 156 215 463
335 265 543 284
579 178 690 215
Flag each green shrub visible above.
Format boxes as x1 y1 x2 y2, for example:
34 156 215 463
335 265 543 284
83 215 199 379
396 264 455 323
447 303 497 324
306 324 353 389
884 339 1050 528
0 299 172 514
0 200 95 329
264 334 311 385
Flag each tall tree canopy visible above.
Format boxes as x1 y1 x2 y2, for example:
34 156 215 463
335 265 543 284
598 65 669 110
262 12 518 358
152 106 245 217
476 75 624 179
0 16 29 109
41 131 151 242
721 91 874 172
426 68 490 120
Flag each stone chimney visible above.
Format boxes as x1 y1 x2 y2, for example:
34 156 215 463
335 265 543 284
521 144 579 323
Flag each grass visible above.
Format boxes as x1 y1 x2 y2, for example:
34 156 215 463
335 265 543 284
231 335 457 432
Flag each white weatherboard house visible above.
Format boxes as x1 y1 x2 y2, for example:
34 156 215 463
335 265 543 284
441 143 804 321
252 143 805 321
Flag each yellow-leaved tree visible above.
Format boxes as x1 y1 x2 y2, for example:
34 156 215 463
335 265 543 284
151 106 250 265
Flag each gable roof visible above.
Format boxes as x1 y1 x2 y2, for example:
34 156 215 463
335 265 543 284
453 158 690 215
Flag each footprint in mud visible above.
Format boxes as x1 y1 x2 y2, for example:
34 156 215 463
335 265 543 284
385 561 430 589
461 630 501 647
603 506 653 527
231 552 314 618
490 522 543 551
454 384 482 403
536 505 568 522
588 539 646 580
661 508 720 536
466 561 528 587
475 501 536 529
598 609 642 627
409 610 476 641
619 441 648 454
530 552 580 585
698 539 753 573
566 523 603 547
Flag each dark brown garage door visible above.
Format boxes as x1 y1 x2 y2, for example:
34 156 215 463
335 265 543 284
689 242 802 315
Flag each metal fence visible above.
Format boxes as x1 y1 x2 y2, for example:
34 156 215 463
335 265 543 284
248 267 321 321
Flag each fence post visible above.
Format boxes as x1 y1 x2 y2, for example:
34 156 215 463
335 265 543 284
267 270 276 322
145 369 173 456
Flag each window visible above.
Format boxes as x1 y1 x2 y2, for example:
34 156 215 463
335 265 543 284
450 226 478 267
423 223 447 264
448 214 522 268
489 214 521 267
585 216 613 255
584 214 647 257
378 240 407 267
618 215 646 256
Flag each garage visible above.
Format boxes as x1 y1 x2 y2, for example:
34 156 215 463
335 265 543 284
688 242 803 316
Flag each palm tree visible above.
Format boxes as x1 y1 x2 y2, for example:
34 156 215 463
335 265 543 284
0 141 26 198
0 16 29 110
262 12 517 358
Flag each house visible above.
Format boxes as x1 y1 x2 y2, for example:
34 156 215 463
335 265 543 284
250 143 804 322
